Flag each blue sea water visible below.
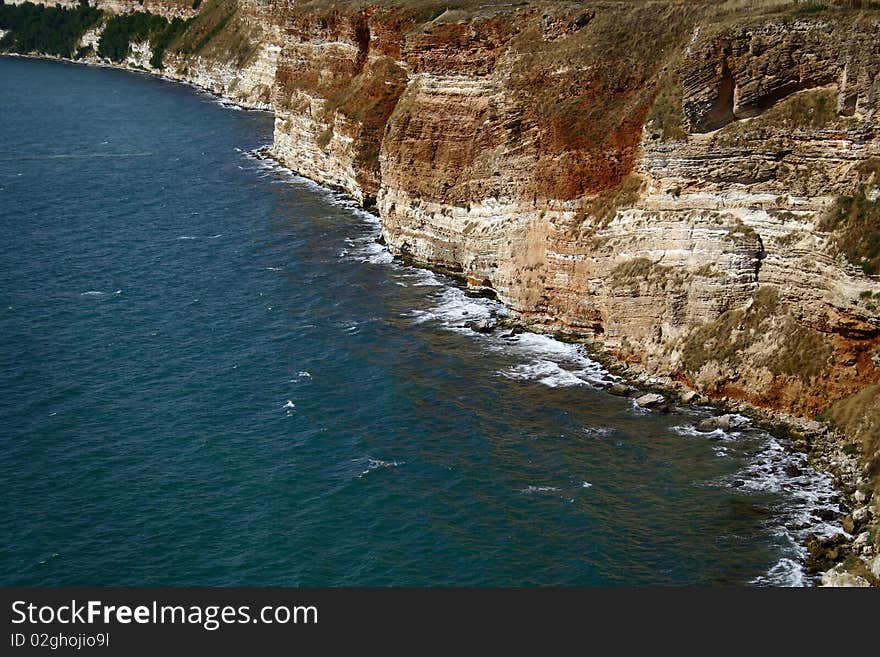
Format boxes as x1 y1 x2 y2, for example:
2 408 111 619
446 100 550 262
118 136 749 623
0 57 844 586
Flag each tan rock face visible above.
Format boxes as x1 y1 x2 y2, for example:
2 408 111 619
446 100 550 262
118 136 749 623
21 0 880 439
202 1 880 429
682 18 880 131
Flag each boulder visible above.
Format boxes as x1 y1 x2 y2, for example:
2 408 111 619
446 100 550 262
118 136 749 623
805 533 848 573
635 393 670 412
853 506 871 527
679 390 702 404
466 318 496 334
608 383 631 397
820 565 871 588
696 415 732 432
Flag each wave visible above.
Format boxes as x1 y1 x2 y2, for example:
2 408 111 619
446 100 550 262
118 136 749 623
677 417 844 586
520 485 561 494
498 333 615 389
247 141 837 587
410 286 501 330
356 457 405 478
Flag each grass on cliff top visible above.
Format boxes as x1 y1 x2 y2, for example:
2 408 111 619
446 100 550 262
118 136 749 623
0 1 102 59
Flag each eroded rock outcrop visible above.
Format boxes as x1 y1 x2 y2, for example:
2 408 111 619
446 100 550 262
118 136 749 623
4 0 880 579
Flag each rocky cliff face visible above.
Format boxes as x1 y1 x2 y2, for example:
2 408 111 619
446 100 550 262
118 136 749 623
8 0 878 473
4 0 880 578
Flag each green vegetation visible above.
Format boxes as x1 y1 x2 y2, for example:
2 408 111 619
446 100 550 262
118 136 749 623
769 87 839 129
610 257 665 284
724 220 759 242
821 184 880 276
793 2 829 14
646 70 687 142
97 11 192 68
761 316 832 379
173 0 259 68
681 286 832 381
826 383 880 482
316 126 334 150
148 17 190 68
714 87 842 147
607 256 687 296
586 174 645 228
858 290 880 312
175 0 233 55
0 0 102 59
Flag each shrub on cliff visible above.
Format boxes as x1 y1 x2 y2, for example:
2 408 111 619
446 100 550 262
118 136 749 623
823 186 880 277
149 17 190 69
0 1 102 59
97 12 167 63
96 11 191 67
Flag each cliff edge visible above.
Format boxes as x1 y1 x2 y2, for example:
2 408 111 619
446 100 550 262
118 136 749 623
2 0 879 584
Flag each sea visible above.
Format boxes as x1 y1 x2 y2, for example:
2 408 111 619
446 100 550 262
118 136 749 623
0 56 845 586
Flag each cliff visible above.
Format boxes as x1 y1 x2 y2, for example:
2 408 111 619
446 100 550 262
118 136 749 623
2 0 879 584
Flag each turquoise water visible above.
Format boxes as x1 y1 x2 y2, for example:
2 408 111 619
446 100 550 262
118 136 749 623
0 57 842 586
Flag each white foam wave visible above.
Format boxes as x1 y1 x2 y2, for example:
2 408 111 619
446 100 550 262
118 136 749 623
502 360 591 388
670 424 739 441
699 429 845 586
520 485 561 494
408 268 444 287
498 333 614 388
342 235 394 265
751 557 806 587
357 457 405 478
410 286 501 329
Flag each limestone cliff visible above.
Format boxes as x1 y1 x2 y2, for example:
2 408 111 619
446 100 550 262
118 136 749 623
2 0 879 581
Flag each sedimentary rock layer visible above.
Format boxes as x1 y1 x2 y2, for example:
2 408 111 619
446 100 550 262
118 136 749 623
5 0 879 469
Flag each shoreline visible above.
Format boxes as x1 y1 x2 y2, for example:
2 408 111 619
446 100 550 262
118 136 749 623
4 51 875 586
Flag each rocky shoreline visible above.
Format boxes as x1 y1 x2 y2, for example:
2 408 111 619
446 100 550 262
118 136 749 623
559 333 878 586
5 26 878 584
410 290 880 586
340 207 880 585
